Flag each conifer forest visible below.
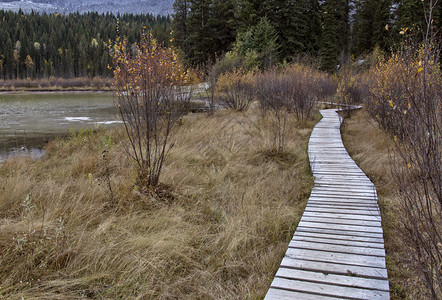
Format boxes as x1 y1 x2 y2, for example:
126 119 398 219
0 0 440 80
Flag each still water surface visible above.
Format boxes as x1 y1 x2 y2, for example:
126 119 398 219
0 92 120 161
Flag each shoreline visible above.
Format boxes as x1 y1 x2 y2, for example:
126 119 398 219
0 88 114 95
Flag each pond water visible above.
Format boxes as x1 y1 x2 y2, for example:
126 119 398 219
0 92 120 162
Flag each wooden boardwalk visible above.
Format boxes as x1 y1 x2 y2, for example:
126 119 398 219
265 109 390 300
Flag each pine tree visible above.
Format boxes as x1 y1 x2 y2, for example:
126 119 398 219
185 0 212 68
209 0 237 59
238 0 322 61
234 17 280 69
351 0 392 57
320 0 348 71
173 0 190 55
372 0 392 53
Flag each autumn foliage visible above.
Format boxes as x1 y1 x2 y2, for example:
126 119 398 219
112 32 191 187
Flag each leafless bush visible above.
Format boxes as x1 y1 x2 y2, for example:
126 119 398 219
216 69 255 111
337 70 370 105
255 70 291 151
254 65 334 151
366 1 441 297
285 64 336 120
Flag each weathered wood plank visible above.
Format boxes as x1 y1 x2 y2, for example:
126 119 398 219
280 257 389 279
298 221 384 234
288 240 386 257
285 248 387 268
270 277 390 299
309 194 379 201
296 226 384 239
275 268 390 291
265 287 341 300
304 208 381 218
292 234 385 248
307 202 380 209
302 211 381 221
300 216 382 228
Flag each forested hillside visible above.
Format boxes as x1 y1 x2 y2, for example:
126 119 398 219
173 0 441 71
0 10 171 79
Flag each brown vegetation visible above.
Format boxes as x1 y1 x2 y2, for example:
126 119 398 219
341 109 436 300
0 77 113 92
0 106 316 299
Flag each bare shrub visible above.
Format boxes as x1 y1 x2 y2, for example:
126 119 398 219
255 64 334 151
366 3 441 296
112 32 191 187
216 69 255 111
255 69 291 151
337 70 370 105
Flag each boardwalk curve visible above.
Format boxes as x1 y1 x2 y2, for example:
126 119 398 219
265 109 390 300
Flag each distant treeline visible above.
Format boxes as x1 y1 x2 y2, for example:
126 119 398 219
0 10 171 79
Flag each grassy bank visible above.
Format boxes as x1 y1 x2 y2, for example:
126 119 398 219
341 109 430 300
0 106 315 299
0 77 113 92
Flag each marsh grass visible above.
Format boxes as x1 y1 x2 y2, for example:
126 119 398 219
0 106 315 299
341 109 431 299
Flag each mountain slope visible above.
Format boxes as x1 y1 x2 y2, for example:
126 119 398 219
0 0 174 15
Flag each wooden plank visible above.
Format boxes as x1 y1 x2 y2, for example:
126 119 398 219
275 268 390 292
306 205 380 213
307 201 379 208
300 216 382 228
298 221 384 234
265 287 341 300
305 207 381 216
285 247 387 268
314 180 373 184
280 257 388 279
314 176 372 182
292 234 385 248
311 190 376 198
310 192 377 204
296 226 384 239
308 199 379 207
302 211 381 221
288 240 386 257
270 277 390 299
309 194 378 202
313 186 377 194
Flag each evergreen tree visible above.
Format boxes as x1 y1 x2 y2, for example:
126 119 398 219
237 0 322 61
395 0 441 38
173 0 190 55
185 0 212 68
210 0 237 59
351 0 392 56
320 0 348 71
371 0 392 53
234 17 280 69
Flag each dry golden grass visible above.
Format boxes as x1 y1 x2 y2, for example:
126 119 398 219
341 109 430 300
0 105 315 299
